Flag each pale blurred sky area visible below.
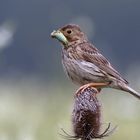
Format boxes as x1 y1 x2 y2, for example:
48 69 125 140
0 0 140 82
0 1 140 140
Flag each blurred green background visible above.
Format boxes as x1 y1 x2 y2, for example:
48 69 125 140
0 0 140 140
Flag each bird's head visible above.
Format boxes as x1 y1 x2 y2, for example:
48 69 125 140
51 24 87 48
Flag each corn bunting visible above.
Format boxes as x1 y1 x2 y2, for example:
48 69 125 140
51 24 140 99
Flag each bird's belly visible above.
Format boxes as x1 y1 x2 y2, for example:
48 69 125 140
66 68 103 85
62 56 105 86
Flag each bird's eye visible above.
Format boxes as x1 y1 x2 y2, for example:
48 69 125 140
67 29 72 34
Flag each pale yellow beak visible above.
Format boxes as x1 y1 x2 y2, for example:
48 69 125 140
51 30 68 45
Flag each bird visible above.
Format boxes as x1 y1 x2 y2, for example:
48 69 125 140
51 24 140 99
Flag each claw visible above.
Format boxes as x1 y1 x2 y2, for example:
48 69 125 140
75 82 109 97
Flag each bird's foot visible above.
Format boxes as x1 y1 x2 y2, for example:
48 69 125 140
75 82 109 97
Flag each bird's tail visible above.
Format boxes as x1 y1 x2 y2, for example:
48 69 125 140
118 84 140 99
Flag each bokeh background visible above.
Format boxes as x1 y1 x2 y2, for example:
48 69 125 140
0 0 140 140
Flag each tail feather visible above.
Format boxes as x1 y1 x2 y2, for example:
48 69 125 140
119 84 140 99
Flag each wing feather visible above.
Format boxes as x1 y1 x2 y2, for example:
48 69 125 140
75 42 128 84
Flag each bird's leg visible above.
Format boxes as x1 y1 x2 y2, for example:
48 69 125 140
75 82 109 96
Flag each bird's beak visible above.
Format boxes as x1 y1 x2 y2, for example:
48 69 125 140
51 30 68 45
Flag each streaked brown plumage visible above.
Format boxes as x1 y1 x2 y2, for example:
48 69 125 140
51 24 140 99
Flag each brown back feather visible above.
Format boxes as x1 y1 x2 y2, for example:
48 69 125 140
73 42 128 84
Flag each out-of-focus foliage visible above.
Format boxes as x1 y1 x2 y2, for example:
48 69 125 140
0 80 139 140
0 0 140 140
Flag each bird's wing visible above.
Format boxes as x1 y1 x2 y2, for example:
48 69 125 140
75 42 128 84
